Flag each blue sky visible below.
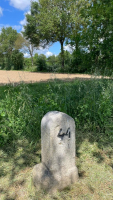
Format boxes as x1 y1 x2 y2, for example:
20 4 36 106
0 0 71 57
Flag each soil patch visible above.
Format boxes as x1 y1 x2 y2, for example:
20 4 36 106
0 70 110 85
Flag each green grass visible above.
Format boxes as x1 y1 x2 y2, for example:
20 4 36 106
0 131 113 200
0 78 113 199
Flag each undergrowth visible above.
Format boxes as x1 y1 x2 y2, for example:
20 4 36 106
0 78 113 146
0 78 113 199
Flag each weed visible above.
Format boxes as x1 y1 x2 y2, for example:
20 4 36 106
0 79 113 146
0 78 113 199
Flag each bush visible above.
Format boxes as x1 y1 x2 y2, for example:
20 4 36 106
24 57 32 68
37 54 47 71
12 50 24 70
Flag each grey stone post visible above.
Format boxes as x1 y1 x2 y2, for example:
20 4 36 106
32 111 78 192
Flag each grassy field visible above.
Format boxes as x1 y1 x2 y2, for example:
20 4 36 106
0 79 113 199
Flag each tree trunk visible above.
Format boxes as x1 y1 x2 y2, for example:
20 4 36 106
60 40 64 69
31 55 34 67
29 44 34 67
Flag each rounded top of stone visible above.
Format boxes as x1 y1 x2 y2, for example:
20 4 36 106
41 111 74 127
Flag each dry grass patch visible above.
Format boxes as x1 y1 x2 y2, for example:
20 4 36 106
0 131 113 200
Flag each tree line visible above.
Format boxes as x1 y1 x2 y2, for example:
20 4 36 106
0 27 37 70
0 0 113 75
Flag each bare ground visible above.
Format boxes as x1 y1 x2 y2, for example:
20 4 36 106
0 70 110 85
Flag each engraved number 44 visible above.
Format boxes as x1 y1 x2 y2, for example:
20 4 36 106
58 127 71 138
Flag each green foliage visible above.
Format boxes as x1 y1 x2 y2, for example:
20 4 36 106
46 55 59 72
0 79 113 147
0 0 113 74
33 53 38 66
24 57 32 68
81 0 113 75
57 50 72 72
12 50 24 70
24 0 90 69
0 27 28 70
22 0 113 74
70 50 83 73
37 54 47 71
0 27 18 70
0 85 41 146
0 27 18 54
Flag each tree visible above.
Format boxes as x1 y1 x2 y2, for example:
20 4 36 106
23 1 75 69
15 34 37 67
24 57 32 68
39 0 73 68
97 0 113 73
56 50 72 72
37 54 47 71
81 0 113 74
33 53 38 66
12 50 24 70
0 27 18 69
23 2 41 46
47 55 58 72
24 0 91 69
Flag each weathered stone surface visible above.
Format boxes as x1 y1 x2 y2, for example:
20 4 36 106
32 111 78 192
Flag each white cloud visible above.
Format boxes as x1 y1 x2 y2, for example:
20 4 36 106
12 25 22 30
20 11 31 31
45 51 53 57
0 24 22 33
34 48 49 57
0 7 3 17
24 53 30 58
23 46 56 58
64 44 74 53
20 18 27 26
20 18 26 31
20 11 30 25
8 0 31 10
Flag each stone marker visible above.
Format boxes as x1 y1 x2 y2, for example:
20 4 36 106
32 111 78 192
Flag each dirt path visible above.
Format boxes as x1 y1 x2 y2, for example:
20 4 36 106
0 70 110 85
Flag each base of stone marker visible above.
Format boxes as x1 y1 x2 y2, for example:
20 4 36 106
32 163 78 192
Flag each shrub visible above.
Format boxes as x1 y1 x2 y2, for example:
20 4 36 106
12 50 24 70
37 54 47 71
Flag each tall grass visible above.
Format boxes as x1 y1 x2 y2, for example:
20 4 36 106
0 78 113 199
0 78 113 146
